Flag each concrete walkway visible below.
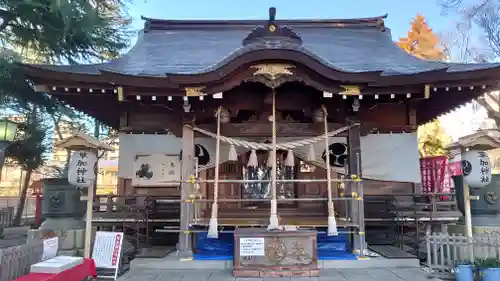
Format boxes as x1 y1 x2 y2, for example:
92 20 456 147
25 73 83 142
118 268 442 281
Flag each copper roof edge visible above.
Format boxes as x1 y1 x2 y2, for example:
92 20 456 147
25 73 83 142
140 14 388 30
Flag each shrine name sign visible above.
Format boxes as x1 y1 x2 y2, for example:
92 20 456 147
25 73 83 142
233 228 318 278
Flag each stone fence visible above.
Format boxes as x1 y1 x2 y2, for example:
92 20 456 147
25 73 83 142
425 231 500 278
0 208 13 236
0 240 43 281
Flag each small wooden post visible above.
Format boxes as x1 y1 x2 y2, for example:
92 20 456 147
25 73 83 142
178 123 195 256
459 147 474 261
83 155 95 258
347 121 365 256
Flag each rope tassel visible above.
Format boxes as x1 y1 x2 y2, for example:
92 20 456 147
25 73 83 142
285 149 294 167
207 203 219 238
307 144 316 161
327 201 338 236
228 144 238 161
248 149 258 167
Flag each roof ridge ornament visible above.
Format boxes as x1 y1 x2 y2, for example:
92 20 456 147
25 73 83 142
242 7 303 46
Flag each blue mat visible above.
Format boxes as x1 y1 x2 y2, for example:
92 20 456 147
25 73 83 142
193 229 353 261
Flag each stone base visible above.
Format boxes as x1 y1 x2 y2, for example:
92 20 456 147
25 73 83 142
233 228 318 276
27 227 96 257
233 269 319 277
40 217 84 230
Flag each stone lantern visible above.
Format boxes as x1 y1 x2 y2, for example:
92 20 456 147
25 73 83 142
29 132 113 256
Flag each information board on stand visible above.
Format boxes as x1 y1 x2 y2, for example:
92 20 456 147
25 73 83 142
92 231 124 280
42 237 59 261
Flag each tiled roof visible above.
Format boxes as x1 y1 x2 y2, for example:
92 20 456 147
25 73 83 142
29 16 500 77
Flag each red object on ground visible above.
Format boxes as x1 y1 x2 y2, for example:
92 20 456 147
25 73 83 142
13 258 97 281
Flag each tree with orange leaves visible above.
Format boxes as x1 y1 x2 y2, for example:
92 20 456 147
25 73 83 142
398 14 451 157
396 14 447 61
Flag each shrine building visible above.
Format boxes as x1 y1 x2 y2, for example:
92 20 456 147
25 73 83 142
19 8 500 272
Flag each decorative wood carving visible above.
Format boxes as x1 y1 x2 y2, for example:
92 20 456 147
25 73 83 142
340 85 361 96
248 64 297 88
241 7 303 46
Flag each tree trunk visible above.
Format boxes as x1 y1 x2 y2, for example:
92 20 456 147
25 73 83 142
13 168 32 226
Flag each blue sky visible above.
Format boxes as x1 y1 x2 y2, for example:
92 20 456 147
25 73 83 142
128 0 456 40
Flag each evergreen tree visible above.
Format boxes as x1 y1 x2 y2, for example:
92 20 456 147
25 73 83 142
397 14 451 157
0 0 131 225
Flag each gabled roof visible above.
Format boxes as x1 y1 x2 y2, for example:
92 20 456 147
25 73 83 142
24 14 500 78
18 9 500 129
446 129 500 151
53 132 113 151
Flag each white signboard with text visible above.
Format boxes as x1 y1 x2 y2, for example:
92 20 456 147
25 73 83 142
68 150 97 188
239 237 265 256
92 231 124 280
41 237 59 261
132 154 181 187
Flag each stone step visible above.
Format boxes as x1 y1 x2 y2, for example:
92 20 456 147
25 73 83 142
130 256 420 270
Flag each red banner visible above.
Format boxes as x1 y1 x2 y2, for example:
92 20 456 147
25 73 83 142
448 162 463 176
420 156 448 193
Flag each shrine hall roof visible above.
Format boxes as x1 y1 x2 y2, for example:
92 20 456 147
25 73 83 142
24 15 500 77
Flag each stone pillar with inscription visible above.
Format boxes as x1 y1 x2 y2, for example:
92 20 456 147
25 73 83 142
27 133 112 256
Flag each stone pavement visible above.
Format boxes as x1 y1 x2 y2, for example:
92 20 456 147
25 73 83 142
118 268 442 281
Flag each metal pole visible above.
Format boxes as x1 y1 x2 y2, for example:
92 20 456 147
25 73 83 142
159 178 358 184
155 197 359 203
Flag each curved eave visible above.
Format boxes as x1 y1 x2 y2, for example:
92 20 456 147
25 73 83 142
18 63 107 84
373 64 500 86
164 48 384 85
18 50 500 95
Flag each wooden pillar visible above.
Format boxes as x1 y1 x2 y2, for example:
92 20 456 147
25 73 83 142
178 123 195 256
347 121 365 256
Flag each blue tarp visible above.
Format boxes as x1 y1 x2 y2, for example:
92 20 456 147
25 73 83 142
193 229 353 261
